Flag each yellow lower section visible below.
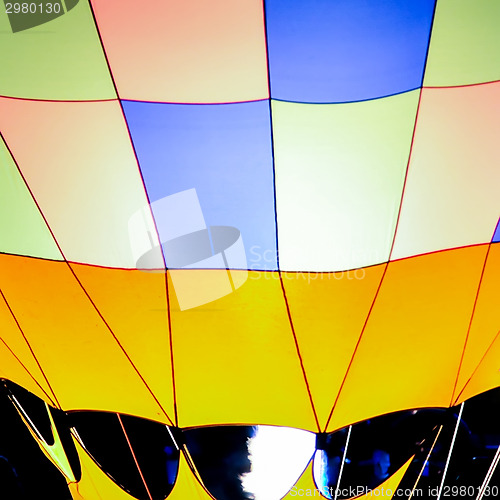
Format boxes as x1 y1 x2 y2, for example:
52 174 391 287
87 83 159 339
69 437 136 500
167 454 212 500
0 244 498 434
0 254 170 423
0 292 55 402
68 437 212 500
283 265 386 428
327 244 491 431
169 269 317 430
285 460 317 498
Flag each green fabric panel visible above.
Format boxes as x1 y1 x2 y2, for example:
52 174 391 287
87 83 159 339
4 1 64 33
424 0 500 86
0 136 62 259
64 0 79 12
0 1 115 99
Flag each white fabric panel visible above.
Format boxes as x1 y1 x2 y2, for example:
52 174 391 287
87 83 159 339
392 85 500 260
272 93 419 271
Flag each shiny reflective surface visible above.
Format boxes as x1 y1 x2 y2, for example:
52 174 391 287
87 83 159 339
397 389 500 499
183 425 315 500
69 412 179 500
313 427 351 499
0 381 73 498
3 380 55 445
313 409 446 498
2 379 500 499
3 380 81 482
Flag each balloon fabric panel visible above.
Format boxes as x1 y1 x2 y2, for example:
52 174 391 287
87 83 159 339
282 264 386 428
453 243 500 402
0 253 171 423
90 0 268 103
265 0 436 102
326 244 489 432
122 100 278 271
424 0 500 86
169 269 318 430
0 134 62 260
391 82 500 260
0 292 55 402
272 91 419 272
0 98 153 268
0 0 114 100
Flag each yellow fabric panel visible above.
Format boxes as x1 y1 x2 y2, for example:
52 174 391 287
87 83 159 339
170 270 318 430
70 439 209 500
283 265 385 429
355 456 413 499
169 268 233 311
70 263 175 422
453 243 500 400
0 291 55 401
167 454 212 500
327 245 487 432
69 438 136 500
284 460 316 498
0 253 167 422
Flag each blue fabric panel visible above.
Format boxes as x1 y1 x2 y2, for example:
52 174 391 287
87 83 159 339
122 100 278 271
492 218 500 243
265 0 436 103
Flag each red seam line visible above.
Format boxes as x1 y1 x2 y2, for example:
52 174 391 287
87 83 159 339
388 88 424 261
117 413 153 500
0 95 117 103
181 448 214 498
122 98 268 106
0 287 61 408
165 273 178 426
279 275 321 432
424 79 500 90
0 130 174 426
66 263 174 427
323 262 390 431
118 95 178 425
453 330 500 406
324 88 426 431
86 0 178 425
261 0 319 432
0 336 55 406
2 240 495 272
450 243 492 405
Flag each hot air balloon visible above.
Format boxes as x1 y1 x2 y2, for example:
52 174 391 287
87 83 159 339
0 1 499 499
